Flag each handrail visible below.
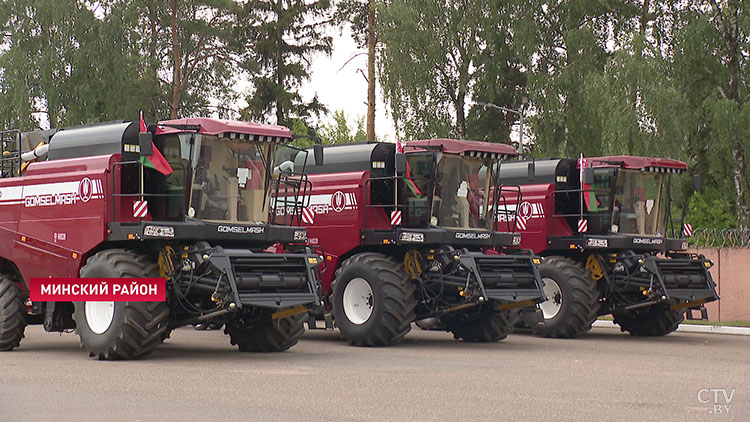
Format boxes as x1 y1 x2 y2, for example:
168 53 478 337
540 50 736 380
110 160 187 223
269 172 311 227
0 130 21 179
364 175 432 229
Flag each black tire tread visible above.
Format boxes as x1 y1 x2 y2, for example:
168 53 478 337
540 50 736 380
74 249 169 360
449 310 514 342
225 312 306 352
613 308 684 336
333 253 417 347
534 256 599 338
0 275 26 351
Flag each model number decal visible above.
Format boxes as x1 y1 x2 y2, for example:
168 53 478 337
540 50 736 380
144 225 175 238
400 232 424 243
586 238 608 248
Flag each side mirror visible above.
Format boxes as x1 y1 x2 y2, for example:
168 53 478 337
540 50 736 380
527 162 535 181
313 144 324 166
395 153 406 174
582 167 594 185
693 174 702 192
138 132 153 156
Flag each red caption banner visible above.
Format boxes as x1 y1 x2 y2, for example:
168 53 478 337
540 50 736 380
29 278 166 302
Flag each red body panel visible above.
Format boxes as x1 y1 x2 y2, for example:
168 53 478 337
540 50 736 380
500 183 573 253
0 154 115 289
301 170 390 294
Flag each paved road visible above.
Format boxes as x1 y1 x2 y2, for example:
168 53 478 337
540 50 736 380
1 325 748 422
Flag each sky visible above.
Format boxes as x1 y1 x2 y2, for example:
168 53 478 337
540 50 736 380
298 26 397 141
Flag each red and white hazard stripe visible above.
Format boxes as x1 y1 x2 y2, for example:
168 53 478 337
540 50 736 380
682 223 693 237
133 200 148 218
302 207 315 225
578 218 588 233
390 210 402 226
516 216 527 231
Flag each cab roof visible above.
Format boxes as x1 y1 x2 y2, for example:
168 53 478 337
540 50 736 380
587 155 688 173
156 117 292 141
406 138 517 159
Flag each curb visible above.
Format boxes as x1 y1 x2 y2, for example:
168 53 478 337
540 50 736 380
592 320 750 336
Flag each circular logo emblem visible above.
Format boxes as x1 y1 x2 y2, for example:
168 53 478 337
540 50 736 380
518 201 533 220
78 177 93 202
331 191 346 213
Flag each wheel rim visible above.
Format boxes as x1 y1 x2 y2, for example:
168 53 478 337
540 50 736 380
84 301 115 334
342 277 374 325
539 278 563 320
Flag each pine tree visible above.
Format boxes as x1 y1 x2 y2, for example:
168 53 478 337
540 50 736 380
241 0 333 127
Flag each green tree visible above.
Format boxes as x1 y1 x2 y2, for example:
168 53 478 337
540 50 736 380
684 0 749 225
319 109 366 144
241 0 333 127
586 1 748 226
0 0 112 129
131 0 245 120
0 0 247 129
378 0 487 139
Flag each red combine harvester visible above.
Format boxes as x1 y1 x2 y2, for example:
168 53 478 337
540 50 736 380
0 118 322 359
283 139 545 346
498 156 719 337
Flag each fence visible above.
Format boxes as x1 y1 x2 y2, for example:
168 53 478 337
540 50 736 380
689 228 750 248
692 247 750 322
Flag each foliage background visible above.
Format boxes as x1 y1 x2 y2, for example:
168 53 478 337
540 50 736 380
0 0 746 228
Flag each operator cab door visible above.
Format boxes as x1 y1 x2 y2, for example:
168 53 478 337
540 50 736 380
584 167 616 234
398 152 435 228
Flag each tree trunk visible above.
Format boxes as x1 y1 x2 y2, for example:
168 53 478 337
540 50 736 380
147 2 159 119
169 0 182 119
366 0 376 142
724 1 748 224
454 87 466 139
275 0 284 126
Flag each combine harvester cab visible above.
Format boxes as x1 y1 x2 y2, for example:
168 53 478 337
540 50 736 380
498 156 719 338
295 139 545 346
0 118 322 359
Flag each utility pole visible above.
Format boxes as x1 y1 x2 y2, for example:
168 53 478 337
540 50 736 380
476 98 528 155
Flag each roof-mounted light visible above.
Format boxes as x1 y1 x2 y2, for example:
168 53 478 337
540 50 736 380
459 151 511 160
644 166 685 174
220 132 291 143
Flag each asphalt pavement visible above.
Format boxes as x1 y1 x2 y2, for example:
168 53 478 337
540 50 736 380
1 325 748 421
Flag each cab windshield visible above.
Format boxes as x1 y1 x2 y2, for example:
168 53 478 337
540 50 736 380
585 168 667 235
191 135 272 223
611 170 667 235
403 153 497 230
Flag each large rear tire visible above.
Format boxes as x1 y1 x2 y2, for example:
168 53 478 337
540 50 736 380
0 275 26 351
447 309 514 342
533 257 599 338
73 249 169 360
613 307 684 336
224 311 306 352
332 253 417 346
